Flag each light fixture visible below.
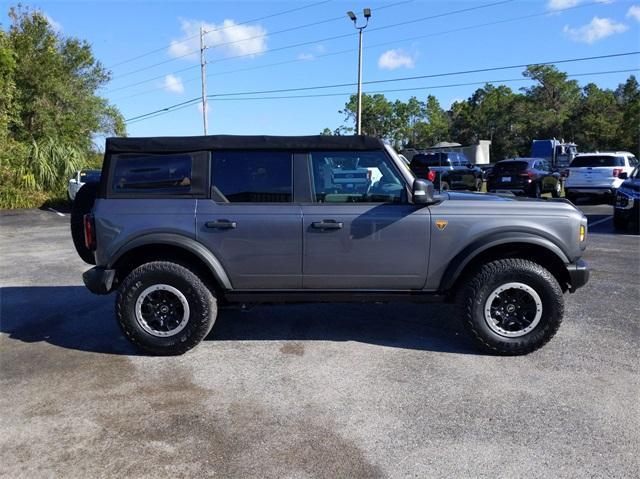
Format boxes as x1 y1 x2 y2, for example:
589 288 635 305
363 8 371 18
347 10 357 21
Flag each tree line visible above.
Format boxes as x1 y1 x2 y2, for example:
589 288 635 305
324 65 639 161
0 6 125 208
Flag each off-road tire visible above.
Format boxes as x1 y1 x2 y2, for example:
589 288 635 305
70 182 98 264
116 261 217 355
456 258 564 355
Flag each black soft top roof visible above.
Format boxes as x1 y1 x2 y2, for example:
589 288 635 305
105 135 384 154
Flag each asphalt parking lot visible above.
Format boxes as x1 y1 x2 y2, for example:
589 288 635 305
1 203 638 478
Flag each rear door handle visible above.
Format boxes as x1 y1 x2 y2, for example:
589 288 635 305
312 220 343 230
205 220 237 229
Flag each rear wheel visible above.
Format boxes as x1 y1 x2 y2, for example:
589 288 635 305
530 182 541 198
116 261 217 355
456 258 564 355
439 180 450 192
474 178 483 191
551 181 561 198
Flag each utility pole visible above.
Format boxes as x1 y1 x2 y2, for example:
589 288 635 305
199 25 208 135
347 8 371 136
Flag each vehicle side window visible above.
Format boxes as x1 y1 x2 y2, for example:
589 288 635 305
110 152 207 196
211 151 292 203
628 156 638 167
310 150 405 204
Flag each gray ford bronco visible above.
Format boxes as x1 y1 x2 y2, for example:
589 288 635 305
72 135 589 356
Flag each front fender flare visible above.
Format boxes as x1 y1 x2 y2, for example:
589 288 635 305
439 231 570 291
107 233 233 290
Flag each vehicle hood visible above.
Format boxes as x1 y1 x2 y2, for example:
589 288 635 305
444 190 578 208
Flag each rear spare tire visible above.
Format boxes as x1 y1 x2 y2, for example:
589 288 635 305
116 261 217 355
70 182 98 264
457 258 564 355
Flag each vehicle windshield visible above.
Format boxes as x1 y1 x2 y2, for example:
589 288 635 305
632 166 640 179
570 156 624 167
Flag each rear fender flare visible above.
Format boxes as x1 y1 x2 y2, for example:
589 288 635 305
108 233 232 290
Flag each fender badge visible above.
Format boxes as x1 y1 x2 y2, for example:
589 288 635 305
435 219 448 231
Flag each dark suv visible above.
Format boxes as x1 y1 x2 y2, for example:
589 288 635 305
486 158 561 198
409 152 483 191
72 135 589 356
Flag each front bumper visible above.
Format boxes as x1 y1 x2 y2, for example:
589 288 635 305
83 266 116 295
566 259 589 292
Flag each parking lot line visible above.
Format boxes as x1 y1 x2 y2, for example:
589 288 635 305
46 207 66 217
588 216 612 227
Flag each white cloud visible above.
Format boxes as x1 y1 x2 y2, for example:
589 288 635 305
162 74 184 94
563 16 628 43
43 13 62 32
547 0 612 12
547 0 580 11
628 5 640 21
168 18 267 61
296 45 326 62
378 49 416 70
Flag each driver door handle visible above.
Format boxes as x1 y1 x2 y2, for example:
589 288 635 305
312 220 343 230
205 219 237 229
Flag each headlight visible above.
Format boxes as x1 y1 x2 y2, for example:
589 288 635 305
579 224 586 242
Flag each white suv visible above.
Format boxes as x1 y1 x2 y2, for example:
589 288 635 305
565 152 639 202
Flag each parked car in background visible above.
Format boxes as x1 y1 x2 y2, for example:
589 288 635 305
409 151 482 191
486 158 561 198
68 169 101 201
614 166 640 231
564 152 638 203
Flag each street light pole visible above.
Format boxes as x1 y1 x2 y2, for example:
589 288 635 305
347 8 371 136
356 27 363 136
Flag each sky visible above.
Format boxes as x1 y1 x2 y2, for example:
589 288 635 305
1 0 639 142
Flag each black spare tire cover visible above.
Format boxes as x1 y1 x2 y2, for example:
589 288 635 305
70 182 98 265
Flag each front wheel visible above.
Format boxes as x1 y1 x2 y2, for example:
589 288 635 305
116 261 217 355
456 258 564 355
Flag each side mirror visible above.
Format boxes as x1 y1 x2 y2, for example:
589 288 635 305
619 172 628 180
412 178 434 204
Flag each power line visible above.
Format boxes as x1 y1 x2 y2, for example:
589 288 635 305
205 52 640 98
106 0 510 94
108 0 608 99
123 52 639 123
107 0 335 69
111 0 415 81
210 69 640 101
124 68 638 125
